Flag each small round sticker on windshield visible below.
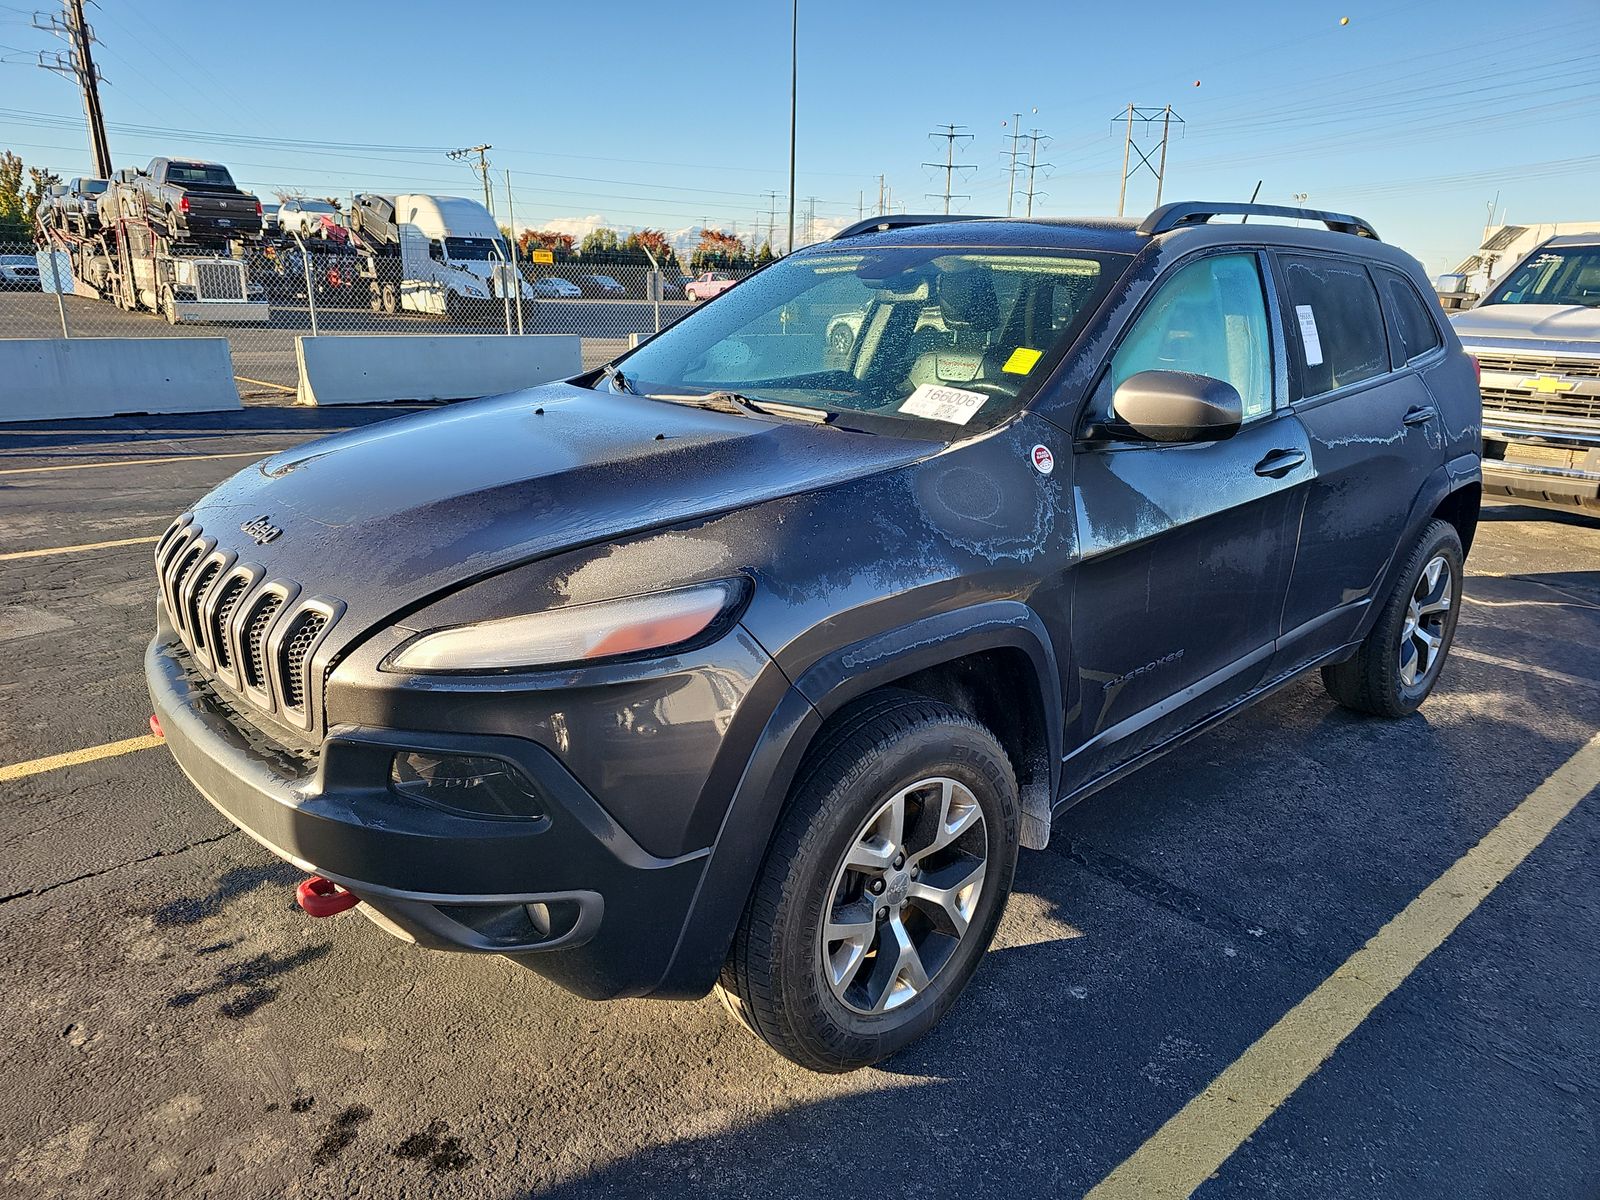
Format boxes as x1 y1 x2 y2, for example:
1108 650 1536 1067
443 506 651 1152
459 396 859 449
1032 445 1055 475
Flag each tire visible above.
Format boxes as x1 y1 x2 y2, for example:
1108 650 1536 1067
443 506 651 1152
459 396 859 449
829 326 853 356
1322 519 1464 718
717 691 1020 1072
380 282 398 315
161 287 179 325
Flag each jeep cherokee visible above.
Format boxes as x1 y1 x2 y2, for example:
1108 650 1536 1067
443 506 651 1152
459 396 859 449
147 201 1482 1072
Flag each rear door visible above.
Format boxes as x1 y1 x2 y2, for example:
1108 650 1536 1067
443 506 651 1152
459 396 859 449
1272 253 1446 665
1066 250 1312 784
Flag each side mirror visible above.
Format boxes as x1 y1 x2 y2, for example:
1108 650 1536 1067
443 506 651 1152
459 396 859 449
1111 369 1244 443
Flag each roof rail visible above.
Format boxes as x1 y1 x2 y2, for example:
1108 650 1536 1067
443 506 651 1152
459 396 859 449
1139 201 1379 241
831 213 998 241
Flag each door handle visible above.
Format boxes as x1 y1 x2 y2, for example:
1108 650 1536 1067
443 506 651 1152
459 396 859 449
1254 448 1307 478
1402 404 1438 427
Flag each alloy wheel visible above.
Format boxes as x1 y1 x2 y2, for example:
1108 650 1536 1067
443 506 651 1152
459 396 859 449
1399 553 1453 688
820 777 989 1016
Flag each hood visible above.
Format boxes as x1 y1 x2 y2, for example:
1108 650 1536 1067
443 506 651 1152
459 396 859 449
185 384 930 639
1450 303 1600 353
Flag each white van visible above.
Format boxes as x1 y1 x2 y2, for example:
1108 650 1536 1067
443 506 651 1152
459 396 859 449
388 194 534 317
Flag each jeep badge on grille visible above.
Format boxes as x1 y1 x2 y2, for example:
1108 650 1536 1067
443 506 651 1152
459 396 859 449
240 515 283 545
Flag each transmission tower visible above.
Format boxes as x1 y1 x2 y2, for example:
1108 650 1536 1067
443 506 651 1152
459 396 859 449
1113 105 1185 216
1003 114 1024 217
447 145 495 216
1019 130 1051 217
803 196 818 246
923 125 975 215
33 0 111 179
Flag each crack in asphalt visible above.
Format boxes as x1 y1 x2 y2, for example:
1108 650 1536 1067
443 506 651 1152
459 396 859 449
0 829 239 906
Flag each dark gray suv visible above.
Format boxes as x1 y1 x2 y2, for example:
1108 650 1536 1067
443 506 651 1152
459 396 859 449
147 201 1482 1071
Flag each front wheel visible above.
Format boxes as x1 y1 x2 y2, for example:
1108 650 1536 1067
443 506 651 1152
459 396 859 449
1322 519 1464 717
717 692 1019 1072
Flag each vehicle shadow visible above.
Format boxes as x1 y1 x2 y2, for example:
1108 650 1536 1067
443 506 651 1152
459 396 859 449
1479 501 1600 531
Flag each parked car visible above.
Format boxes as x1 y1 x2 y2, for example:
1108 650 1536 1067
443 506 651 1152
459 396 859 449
685 269 737 301
577 273 626 298
0 254 42 291
278 198 346 240
260 202 280 232
532 275 582 298
1450 233 1600 516
38 177 109 234
146 201 1480 1073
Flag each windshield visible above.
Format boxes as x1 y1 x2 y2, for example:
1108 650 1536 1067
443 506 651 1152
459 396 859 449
615 246 1126 432
165 163 235 188
80 180 107 194
445 237 507 261
1485 247 1600 308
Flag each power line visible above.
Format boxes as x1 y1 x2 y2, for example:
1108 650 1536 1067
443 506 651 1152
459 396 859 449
446 144 494 215
922 123 974 214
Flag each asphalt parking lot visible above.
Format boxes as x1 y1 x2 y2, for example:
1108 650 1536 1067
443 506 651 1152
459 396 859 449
1 408 1596 1199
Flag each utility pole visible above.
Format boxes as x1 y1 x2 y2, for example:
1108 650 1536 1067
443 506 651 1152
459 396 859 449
1020 129 1050 217
803 196 817 246
34 0 112 179
1003 113 1023 217
761 190 779 251
877 175 886 216
923 124 975 215
447 144 495 216
1112 105 1184 216
786 0 798 255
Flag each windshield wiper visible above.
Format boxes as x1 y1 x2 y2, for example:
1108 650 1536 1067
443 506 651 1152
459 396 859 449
646 390 836 425
600 363 634 394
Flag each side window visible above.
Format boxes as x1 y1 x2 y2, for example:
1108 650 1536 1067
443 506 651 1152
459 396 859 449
1375 266 1442 366
428 239 445 262
1278 254 1389 397
1110 253 1273 421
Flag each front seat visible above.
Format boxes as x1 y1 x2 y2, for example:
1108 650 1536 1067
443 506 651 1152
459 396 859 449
905 270 1001 391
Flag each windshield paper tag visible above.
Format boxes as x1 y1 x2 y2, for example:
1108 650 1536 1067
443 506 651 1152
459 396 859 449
899 384 989 425
1294 305 1324 366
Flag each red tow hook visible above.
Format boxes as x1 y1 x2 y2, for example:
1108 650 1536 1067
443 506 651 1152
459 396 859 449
149 714 164 739
296 875 361 917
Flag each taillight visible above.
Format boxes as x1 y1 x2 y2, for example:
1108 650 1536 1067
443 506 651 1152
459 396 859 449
178 195 190 213
327 268 341 286
255 200 263 216
1468 354 1480 383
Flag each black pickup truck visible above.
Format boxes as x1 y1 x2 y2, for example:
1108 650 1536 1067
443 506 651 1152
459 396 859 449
132 158 263 242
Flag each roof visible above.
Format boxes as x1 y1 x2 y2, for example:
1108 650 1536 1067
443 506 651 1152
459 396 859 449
1542 232 1600 248
824 216 1148 255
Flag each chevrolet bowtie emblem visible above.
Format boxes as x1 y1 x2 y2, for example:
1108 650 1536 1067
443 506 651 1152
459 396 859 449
240 515 283 545
1520 375 1577 394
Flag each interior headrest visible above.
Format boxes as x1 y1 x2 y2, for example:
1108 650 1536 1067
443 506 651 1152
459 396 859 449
938 270 999 331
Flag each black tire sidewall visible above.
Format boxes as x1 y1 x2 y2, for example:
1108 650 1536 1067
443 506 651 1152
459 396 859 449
1381 522 1465 712
768 716 1019 1066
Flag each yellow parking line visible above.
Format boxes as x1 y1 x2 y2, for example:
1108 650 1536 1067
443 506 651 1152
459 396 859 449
234 375 296 394
0 734 164 784
0 534 160 563
0 450 282 477
1086 728 1600 1200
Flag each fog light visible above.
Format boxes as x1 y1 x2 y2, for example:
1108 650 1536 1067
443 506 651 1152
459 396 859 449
390 752 546 821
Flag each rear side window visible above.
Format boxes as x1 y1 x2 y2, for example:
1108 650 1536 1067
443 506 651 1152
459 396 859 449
1375 267 1442 365
1278 255 1389 398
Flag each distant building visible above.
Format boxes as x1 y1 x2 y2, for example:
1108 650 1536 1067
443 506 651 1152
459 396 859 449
1447 221 1600 297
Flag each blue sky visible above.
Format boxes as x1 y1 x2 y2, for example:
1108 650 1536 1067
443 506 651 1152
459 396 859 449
3 0 1597 270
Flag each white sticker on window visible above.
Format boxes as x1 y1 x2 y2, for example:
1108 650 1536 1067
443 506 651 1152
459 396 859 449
899 383 989 425
1295 304 1324 366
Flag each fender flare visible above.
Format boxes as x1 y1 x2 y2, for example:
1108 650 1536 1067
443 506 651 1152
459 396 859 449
1356 457 1481 642
650 600 1064 998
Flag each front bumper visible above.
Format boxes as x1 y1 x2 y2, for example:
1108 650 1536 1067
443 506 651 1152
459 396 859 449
146 635 710 999
1482 424 1600 512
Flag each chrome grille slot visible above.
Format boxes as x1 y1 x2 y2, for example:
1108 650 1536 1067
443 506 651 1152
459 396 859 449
241 593 285 691
278 611 328 713
1481 387 1600 425
209 575 249 672
1473 353 1600 380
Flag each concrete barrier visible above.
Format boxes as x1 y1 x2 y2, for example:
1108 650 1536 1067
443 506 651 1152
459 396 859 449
295 334 583 406
0 337 241 424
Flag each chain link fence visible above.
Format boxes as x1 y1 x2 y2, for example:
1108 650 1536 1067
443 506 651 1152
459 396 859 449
2 234 758 401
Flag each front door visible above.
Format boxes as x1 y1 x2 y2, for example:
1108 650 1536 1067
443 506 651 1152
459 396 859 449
1065 250 1311 787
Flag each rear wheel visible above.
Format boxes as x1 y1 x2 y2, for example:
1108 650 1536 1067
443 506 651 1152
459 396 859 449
380 282 398 315
717 692 1019 1072
1322 519 1464 717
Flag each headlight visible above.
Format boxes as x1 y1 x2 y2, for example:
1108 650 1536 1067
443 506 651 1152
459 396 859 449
386 580 742 673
